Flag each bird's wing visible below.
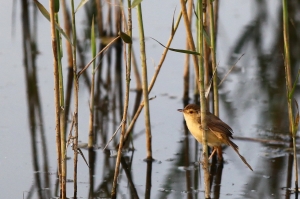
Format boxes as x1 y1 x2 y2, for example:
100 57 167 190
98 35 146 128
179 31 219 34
206 112 234 139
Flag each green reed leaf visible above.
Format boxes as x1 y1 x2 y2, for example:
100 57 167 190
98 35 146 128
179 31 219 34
131 0 143 8
151 37 200 55
119 31 132 44
75 0 89 13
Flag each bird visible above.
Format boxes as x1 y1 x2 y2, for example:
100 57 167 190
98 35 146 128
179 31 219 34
178 104 253 171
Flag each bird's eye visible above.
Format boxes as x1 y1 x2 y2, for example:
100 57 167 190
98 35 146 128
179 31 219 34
189 111 193 114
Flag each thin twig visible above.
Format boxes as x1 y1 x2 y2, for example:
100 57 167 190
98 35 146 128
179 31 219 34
103 119 125 151
66 113 76 150
77 36 120 77
205 62 219 98
218 53 244 87
77 148 89 168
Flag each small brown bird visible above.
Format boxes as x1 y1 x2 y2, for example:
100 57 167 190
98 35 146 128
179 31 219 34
178 104 253 171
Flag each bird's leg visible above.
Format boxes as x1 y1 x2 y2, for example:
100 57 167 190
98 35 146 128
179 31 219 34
208 148 217 159
208 146 223 162
216 146 223 162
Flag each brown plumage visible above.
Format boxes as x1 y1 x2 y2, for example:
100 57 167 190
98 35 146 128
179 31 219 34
178 104 253 171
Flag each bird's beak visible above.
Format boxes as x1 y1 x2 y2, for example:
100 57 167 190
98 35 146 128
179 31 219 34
177 109 183 112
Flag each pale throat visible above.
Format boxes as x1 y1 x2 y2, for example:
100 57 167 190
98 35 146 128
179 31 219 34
183 113 203 141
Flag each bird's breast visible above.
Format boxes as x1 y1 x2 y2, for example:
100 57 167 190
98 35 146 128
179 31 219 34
183 114 223 147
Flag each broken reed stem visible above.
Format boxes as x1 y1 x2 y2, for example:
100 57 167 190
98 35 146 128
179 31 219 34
70 0 79 197
209 0 219 117
111 1 132 198
49 0 63 197
137 3 153 160
282 0 298 192
197 0 210 198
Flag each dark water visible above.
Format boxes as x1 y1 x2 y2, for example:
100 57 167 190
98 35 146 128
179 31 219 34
1 0 300 198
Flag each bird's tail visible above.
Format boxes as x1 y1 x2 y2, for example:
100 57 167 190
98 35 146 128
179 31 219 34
229 140 253 171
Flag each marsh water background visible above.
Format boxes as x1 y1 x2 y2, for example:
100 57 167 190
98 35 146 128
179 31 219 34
1 0 300 198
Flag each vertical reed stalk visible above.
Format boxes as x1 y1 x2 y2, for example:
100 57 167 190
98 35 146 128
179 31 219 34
49 0 62 197
136 3 152 160
70 0 79 197
60 0 74 133
209 0 218 116
197 0 210 197
202 0 210 101
179 0 200 90
214 0 219 37
60 0 73 68
88 17 95 149
282 0 298 192
88 20 96 198
111 1 133 198
55 15 67 199
183 0 193 104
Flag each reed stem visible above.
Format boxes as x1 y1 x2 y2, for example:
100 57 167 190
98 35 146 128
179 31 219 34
180 0 200 90
208 0 218 116
197 0 210 197
282 0 298 192
70 0 79 197
53 13 67 199
183 0 193 103
111 1 133 197
88 17 96 149
49 0 63 197
137 3 152 160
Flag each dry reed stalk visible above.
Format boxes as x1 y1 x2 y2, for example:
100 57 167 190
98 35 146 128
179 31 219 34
54 13 67 199
60 0 73 68
70 0 79 197
60 0 74 127
209 0 218 117
88 17 96 149
137 3 153 160
111 0 133 197
131 48 142 90
196 0 210 197
179 0 200 90
49 0 63 197
203 3 210 107
282 0 298 192
183 0 193 103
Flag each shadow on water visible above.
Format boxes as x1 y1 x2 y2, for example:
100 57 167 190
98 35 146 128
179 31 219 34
17 0 300 198
21 0 51 198
223 1 300 198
